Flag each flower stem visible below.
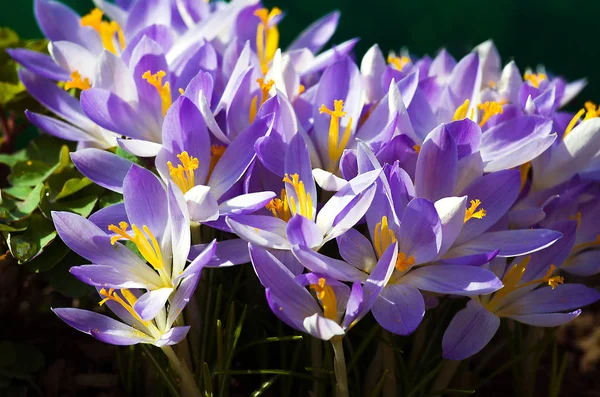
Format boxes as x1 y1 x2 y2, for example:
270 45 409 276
161 345 202 397
331 338 349 397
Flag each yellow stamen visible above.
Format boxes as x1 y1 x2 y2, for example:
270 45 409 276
107 222 165 271
464 199 486 223
373 216 396 258
319 100 353 172
266 189 291 222
208 145 226 180
249 78 275 123
488 80 497 89
99 288 149 325
254 7 281 75
80 8 125 54
572 235 600 253
564 101 600 139
477 101 504 127
523 72 547 88
282 173 313 219
178 88 185 95
413 145 421 154
298 84 306 95
452 99 471 121
142 70 171 116
64 70 91 91
484 258 563 312
167 151 199 194
387 55 411 71
309 278 337 321
395 251 416 273
519 162 531 190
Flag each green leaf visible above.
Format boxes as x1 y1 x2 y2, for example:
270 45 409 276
2 186 33 200
23 240 70 273
0 82 25 106
55 177 93 200
54 194 98 217
0 150 27 167
0 27 19 49
0 184 43 223
8 159 56 187
115 146 143 165
7 213 56 263
99 191 123 209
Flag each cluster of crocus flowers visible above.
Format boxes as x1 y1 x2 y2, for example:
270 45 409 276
10 0 600 395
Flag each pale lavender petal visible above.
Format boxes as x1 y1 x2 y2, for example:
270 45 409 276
155 326 191 346
167 182 190 277
70 265 155 289
415 125 458 201
134 288 173 321
286 215 323 249
302 313 346 341
287 11 340 53
403 265 502 295
26 111 91 142
500 284 600 316
508 311 581 327
398 198 442 264
53 308 152 346
117 139 163 157
80 89 146 139
167 273 200 328
188 239 249 268
371 283 425 335
175 240 216 282
7 48 69 81
337 228 378 272
442 300 500 360
292 245 368 282
71 149 134 193
89 203 128 235
226 215 290 249
285 133 317 218
218 192 276 216
449 229 562 258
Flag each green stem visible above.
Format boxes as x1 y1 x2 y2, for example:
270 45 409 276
331 338 349 397
161 346 202 397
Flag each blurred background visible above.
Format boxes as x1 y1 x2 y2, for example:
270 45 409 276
2 0 598 105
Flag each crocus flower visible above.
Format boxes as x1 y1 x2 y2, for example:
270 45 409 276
249 242 397 340
52 166 216 300
442 221 600 360
226 134 380 254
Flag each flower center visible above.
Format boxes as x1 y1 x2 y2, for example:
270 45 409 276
309 277 337 321
80 8 125 54
387 55 411 71
249 78 275 123
282 173 313 219
99 288 149 325
266 189 292 222
523 72 547 88
452 99 504 126
168 151 199 194
142 70 171 116
319 99 353 172
64 71 91 91
254 7 281 75
563 101 600 139
464 199 487 223
373 216 415 273
108 222 165 272
483 256 564 313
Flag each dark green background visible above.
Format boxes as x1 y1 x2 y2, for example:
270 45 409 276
2 0 598 106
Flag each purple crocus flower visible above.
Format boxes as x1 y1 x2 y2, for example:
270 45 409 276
249 243 397 340
52 166 216 300
226 133 380 256
442 224 600 360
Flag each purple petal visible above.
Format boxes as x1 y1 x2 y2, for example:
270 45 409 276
71 149 134 193
167 272 200 328
124 0 171 38
403 264 502 295
89 203 128 233
371 283 425 335
415 125 458 201
80 89 146 139
26 111 91 143
208 115 274 199
218 192 276 216
175 240 216 282
70 265 155 289
398 198 442 263
226 215 290 249
508 311 581 327
500 284 600 316
167 183 190 277
188 239 249 268
134 288 173 321
434 196 467 256
287 215 323 249
450 229 562 258
287 11 340 53
442 300 499 360
156 326 191 346
292 245 368 282
285 134 317 218
337 228 377 272
122 166 168 243
7 48 69 81
53 308 152 346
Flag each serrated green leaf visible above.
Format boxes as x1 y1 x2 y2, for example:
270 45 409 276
55 177 92 200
